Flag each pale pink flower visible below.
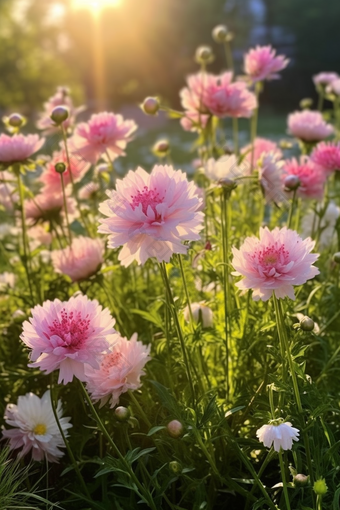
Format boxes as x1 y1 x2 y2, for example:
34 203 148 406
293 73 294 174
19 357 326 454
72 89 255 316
70 112 137 164
40 149 90 191
313 72 339 87
21 294 117 384
28 225 52 250
0 171 17 211
205 155 250 182
256 421 299 452
2 390 72 463
180 111 210 132
85 333 151 408
37 86 84 135
180 72 217 113
25 188 76 223
244 45 289 82
0 134 44 164
326 78 340 96
231 227 319 301
51 237 104 282
98 165 204 266
242 137 282 166
311 142 340 173
287 111 334 142
184 302 213 328
259 153 285 204
283 157 326 199
79 182 100 200
204 78 257 118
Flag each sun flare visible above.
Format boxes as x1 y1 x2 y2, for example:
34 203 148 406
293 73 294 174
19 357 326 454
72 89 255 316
71 0 122 13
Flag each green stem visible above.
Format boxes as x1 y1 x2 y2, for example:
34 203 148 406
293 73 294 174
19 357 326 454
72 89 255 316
250 82 262 173
232 117 239 156
287 190 297 230
221 190 231 395
177 254 194 325
128 390 152 428
278 450 291 510
60 172 72 245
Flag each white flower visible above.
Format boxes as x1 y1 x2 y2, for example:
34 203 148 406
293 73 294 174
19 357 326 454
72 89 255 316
301 202 340 249
256 421 300 452
2 391 72 463
184 302 213 328
204 155 250 182
258 153 285 204
0 272 16 290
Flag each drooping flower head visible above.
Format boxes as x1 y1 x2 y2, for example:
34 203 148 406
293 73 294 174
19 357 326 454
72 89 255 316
85 333 151 408
204 77 257 118
242 137 282 166
244 45 289 82
282 157 326 199
40 149 90 191
51 237 104 282
70 112 137 164
0 134 45 165
231 227 319 301
256 420 299 452
311 142 340 173
98 165 204 266
37 86 84 135
2 391 72 462
21 294 117 384
287 111 334 142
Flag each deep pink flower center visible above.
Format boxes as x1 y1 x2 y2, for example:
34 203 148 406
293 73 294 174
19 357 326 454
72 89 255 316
48 309 91 349
254 244 290 273
101 352 124 373
131 186 164 216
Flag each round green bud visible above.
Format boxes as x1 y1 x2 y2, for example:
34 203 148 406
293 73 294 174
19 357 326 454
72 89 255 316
300 316 315 332
299 98 313 110
284 174 301 191
8 113 25 128
195 46 214 65
333 252 340 264
114 406 131 422
313 478 328 496
51 105 69 125
167 420 184 438
142 97 160 116
212 24 228 43
54 162 66 174
153 139 169 155
293 473 309 487
169 461 182 475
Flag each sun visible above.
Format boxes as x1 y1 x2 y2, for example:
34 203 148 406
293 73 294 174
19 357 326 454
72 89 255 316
71 0 122 13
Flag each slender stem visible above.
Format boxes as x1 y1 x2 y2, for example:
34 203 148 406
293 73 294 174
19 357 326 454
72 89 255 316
317 91 324 112
128 390 152 428
60 172 72 245
232 117 239 155
287 190 297 229
221 190 231 395
250 82 262 173
278 450 291 510
177 254 194 325
223 40 234 72
105 148 116 188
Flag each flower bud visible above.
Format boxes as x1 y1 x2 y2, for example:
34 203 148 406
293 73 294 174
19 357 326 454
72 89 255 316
169 461 182 475
299 98 313 110
218 177 238 191
153 139 169 156
50 105 69 125
284 174 300 191
333 252 340 264
313 478 328 496
54 162 66 174
226 32 234 42
212 24 228 43
205 241 212 251
293 473 309 487
300 316 315 332
195 46 214 65
8 113 25 128
279 139 293 149
142 97 160 116
114 406 131 422
167 420 184 438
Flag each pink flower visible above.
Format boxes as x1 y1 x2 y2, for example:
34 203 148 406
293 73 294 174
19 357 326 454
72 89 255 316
180 72 216 113
311 142 340 173
0 171 17 211
313 72 339 87
231 227 319 301
37 86 85 135
0 134 45 164
242 137 282 166
85 333 151 408
204 78 257 118
282 157 326 199
2 391 72 463
70 112 137 164
51 237 104 282
79 182 100 200
25 188 76 223
21 294 117 384
244 45 289 82
259 153 285 204
287 111 334 142
98 165 204 266
40 149 90 191
327 78 340 96
180 111 210 132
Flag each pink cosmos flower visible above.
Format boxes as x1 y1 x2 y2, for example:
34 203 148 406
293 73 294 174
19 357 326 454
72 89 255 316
40 149 90 191
242 137 282 166
51 237 104 282
2 391 72 463
70 112 137 164
231 227 319 301
311 142 340 173
204 78 257 118
85 333 151 408
180 72 216 113
259 153 285 204
244 45 289 82
0 134 45 164
25 188 76 223
282 157 326 199
313 72 339 87
37 86 85 135
287 111 334 142
98 165 204 266
21 294 117 384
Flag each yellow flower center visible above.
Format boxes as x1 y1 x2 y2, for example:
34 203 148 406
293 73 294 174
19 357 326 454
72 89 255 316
33 423 47 435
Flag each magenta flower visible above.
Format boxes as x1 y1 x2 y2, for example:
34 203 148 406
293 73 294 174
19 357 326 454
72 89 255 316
288 111 334 142
40 149 90 191
98 165 204 266
21 294 117 384
244 45 289 82
313 72 339 87
311 142 340 173
70 112 137 164
231 227 319 301
283 157 326 199
37 86 85 135
242 137 282 166
85 333 151 408
0 134 45 164
51 237 104 282
204 78 257 118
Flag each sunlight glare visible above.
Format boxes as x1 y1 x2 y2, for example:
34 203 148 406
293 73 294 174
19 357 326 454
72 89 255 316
71 0 122 13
